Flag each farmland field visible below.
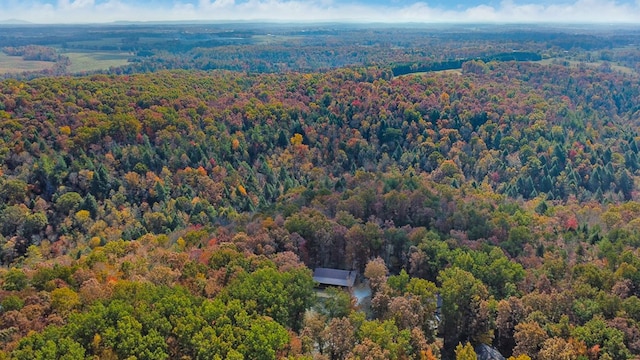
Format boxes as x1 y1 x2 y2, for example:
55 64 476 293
0 52 53 74
535 58 637 75
64 51 132 73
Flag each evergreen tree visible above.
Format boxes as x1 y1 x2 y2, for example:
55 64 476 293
91 165 111 199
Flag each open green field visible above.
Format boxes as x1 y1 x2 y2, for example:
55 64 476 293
64 51 132 73
0 53 54 74
1 51 131 75
535 57 637 75
396 68 462 77
252 34 301 45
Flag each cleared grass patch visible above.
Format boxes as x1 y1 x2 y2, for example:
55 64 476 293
397 69 462 77
253 34 301 45
0 53 54 74
64 51 132 73
535 58 637 75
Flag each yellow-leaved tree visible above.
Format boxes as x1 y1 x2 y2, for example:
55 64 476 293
455 342 477 360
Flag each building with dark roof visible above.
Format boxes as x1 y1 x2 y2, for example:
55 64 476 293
313 268 357 288
475 344 505 360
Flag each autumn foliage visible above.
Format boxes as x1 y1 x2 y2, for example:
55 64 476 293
0 43 640 359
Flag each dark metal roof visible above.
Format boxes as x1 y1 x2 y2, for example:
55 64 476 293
475 344 505 360
313 268 356 288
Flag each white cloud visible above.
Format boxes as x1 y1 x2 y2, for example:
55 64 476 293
1 0 639 23
56 0 90 10
199 0 236 9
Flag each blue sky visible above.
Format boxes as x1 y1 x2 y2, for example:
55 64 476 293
1 0 639 23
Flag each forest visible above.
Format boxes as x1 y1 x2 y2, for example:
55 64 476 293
2 23 640 78
1 24 640 360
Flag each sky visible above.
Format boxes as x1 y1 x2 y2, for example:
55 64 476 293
1 0 640 23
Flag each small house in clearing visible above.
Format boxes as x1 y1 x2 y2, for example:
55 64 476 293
312 268 357 289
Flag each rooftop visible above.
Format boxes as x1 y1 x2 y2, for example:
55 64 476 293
313 268 357 288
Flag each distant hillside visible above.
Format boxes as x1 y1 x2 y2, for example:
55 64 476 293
0 19 32 25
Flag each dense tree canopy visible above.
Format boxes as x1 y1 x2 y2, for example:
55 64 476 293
0 37 640 359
